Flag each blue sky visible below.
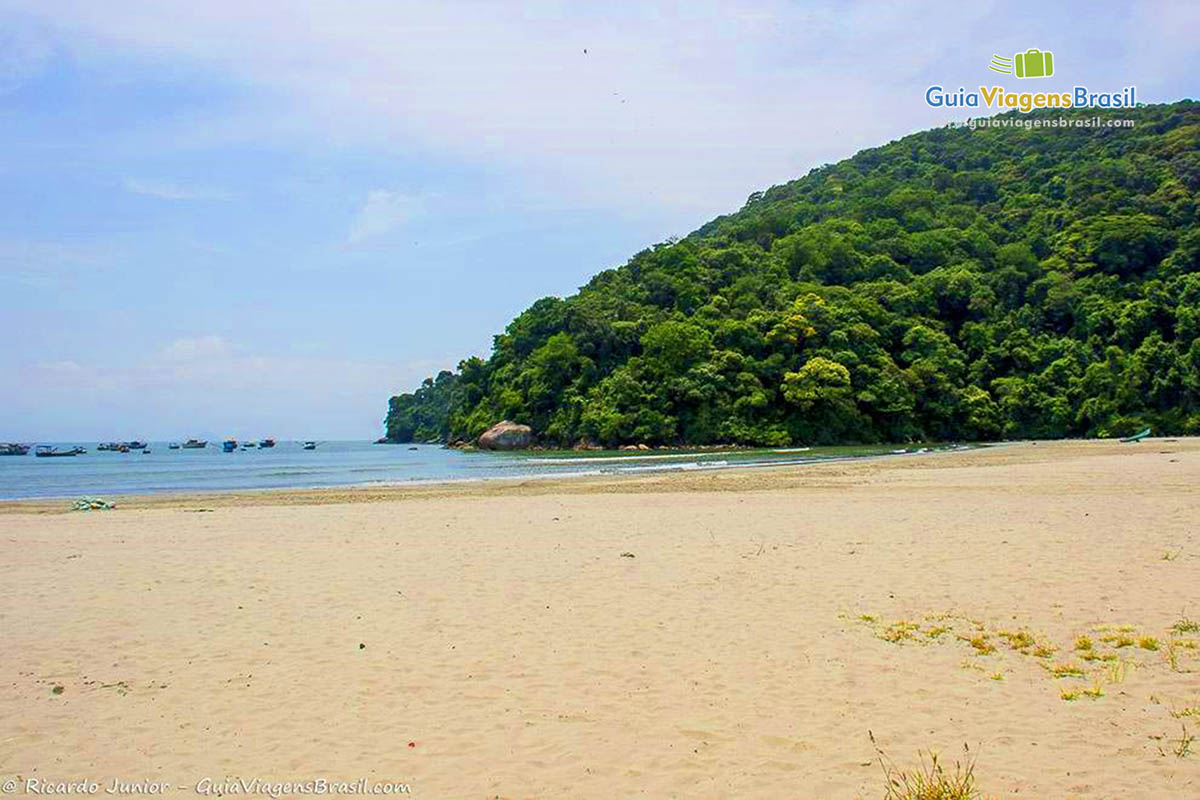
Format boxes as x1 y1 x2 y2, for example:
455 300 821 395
1 1 1196 440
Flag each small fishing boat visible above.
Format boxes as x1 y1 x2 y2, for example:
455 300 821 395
240 441 255 449
182 439 208 449
222 439 237 452
35 445 84 457
100 440 145 451
302 441 317 450
258 438 276 448
1 443 31 455
168 443 181 450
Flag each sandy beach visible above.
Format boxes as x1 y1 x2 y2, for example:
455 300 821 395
1 439 1198 798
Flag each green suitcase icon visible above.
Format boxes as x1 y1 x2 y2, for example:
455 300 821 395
1014 48 1053 78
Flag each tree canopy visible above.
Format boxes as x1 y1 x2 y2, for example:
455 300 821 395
387 102 1200 446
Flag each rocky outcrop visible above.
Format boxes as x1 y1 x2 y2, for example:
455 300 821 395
477 420 534 450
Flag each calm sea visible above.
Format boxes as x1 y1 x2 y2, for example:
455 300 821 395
0 441 963 500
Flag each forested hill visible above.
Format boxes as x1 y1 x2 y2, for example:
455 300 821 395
387 101 1200 447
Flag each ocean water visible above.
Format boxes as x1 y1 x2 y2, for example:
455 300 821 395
0 441 965 500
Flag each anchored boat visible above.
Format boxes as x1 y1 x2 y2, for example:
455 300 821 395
0 443 30 456
35 445 85 457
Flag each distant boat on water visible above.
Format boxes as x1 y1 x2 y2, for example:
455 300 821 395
241 441 255 449
100 440 147 452
168 443 181 449
222 439 237 452
1 443 30 456
182 439 208 449
302 441 317 450
258 438 276 448
35 445 84 457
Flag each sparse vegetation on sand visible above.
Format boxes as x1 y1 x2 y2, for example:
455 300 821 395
871 732 982 800
854 611 1196 703
1175 724 1194 759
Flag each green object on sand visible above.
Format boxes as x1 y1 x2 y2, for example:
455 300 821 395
1120 427 1151 443
73 497 116 511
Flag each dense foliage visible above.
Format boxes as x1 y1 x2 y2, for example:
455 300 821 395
387 102 1200 446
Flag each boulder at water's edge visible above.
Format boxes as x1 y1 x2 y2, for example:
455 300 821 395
477 420 534 450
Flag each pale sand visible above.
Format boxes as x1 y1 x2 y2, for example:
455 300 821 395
1 440 1198 798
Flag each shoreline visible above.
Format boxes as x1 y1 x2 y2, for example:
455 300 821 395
0 441 970 507
0 441 993 512
0 437 1167 514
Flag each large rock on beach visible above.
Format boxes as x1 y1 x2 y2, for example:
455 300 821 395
477 420 534 450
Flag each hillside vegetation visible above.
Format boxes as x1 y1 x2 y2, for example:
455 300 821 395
387 102 1200 447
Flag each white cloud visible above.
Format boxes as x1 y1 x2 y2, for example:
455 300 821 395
347 189 421 244
123 178 230 201
35 359 83 373
159 335 232 362
13 338 452 439
0 1 1002 218
0 22 52 94
2 2 1196 223
0 237 121 287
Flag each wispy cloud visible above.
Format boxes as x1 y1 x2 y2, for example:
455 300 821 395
13 336 454 439
123 178 230 201
159 335 232 362
348 189 420 244
0 1 995 217
0 238 121 287
6 2 1199 221
9 2 1197 219
0 23 52 94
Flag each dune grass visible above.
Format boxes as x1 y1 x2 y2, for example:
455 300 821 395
858 611 1195 703
871 733 981 800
